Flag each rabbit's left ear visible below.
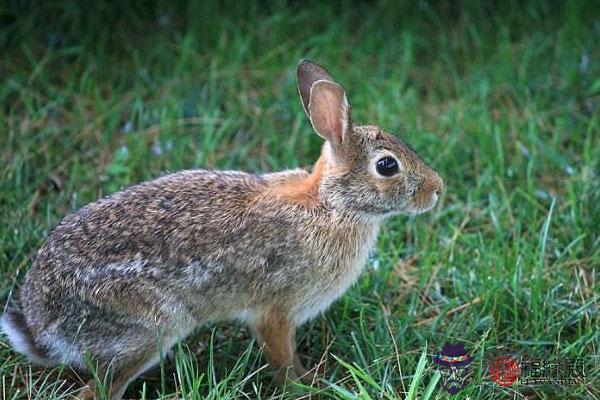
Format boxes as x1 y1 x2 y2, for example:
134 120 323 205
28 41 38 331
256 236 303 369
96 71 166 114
297 60 351 146
297 59 334 115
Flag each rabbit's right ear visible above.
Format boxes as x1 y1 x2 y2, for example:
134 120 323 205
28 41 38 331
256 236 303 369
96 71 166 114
297 60 351 147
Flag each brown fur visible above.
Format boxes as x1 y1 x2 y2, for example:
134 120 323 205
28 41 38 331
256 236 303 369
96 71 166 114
1 60 443 399
265 150 327 207
253 308 295 380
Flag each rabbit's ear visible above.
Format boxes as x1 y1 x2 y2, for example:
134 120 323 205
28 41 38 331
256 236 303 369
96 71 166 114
297 59 335 116
307 80 351 146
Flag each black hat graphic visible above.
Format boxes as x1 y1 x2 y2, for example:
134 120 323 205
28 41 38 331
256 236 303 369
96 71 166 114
433 342 473 367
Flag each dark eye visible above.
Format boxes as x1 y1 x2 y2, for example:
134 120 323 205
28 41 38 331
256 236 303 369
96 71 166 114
376 156 399 177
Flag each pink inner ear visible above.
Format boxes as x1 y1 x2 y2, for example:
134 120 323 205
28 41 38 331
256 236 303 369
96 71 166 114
319 90 341 136
309 82 346 144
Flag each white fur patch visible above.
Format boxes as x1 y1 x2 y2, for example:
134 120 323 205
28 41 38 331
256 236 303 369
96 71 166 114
235 309 255 324
0 313 54 367
39 322 85 369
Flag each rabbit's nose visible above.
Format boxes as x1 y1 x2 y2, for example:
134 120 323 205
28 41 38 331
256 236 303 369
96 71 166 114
431 172 444 195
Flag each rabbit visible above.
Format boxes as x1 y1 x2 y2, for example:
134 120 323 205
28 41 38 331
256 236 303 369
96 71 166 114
1 59 443 399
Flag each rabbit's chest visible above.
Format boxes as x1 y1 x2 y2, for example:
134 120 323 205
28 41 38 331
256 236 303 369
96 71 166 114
291 222 380 325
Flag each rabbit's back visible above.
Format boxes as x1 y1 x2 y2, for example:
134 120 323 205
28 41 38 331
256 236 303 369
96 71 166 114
33 169 263 269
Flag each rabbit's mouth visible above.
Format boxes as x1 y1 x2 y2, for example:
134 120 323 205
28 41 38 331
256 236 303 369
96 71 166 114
406 192 439 215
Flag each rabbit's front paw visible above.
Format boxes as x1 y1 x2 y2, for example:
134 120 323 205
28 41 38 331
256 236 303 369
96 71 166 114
294 356 317 385
75 380 95 400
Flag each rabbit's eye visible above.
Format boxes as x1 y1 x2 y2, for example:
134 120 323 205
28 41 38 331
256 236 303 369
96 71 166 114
376 156 399 177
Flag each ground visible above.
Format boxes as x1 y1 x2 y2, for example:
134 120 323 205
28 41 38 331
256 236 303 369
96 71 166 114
0 1 598 399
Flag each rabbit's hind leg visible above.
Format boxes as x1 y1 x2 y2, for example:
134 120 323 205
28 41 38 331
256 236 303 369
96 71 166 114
79 342 162 400
77 320 172 400
107 346 162 400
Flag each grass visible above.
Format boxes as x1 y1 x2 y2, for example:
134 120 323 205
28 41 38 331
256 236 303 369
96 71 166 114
1 0 598 398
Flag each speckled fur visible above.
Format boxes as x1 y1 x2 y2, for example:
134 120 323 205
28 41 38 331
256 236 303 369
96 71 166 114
1 60 443 399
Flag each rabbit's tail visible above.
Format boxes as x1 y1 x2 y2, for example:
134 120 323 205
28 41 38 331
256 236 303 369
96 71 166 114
1 308 54 367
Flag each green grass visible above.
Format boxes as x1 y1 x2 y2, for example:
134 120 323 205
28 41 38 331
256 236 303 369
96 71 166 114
1 0 599 399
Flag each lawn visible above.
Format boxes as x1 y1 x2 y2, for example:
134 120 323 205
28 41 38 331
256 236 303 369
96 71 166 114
0 1 598 399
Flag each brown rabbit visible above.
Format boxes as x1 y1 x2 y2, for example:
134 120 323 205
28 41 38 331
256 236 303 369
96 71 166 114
1 60 443 399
